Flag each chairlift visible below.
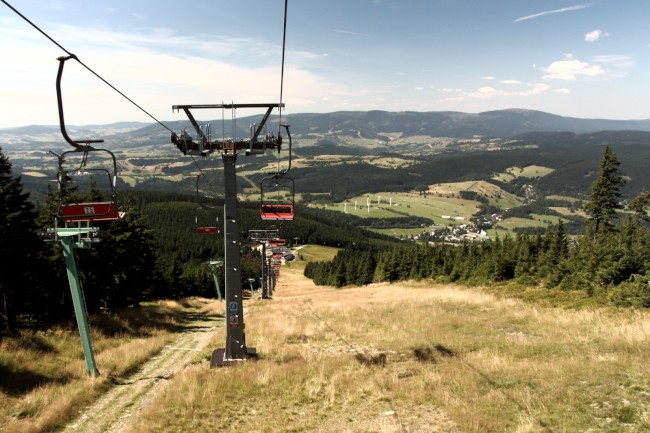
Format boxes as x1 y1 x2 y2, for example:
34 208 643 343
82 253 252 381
195 174 219 234
56 149 121 223
260 175 295 221
54 55 121 223
194 206 219 231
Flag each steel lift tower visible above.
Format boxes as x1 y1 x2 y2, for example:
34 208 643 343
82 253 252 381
171 103 290 366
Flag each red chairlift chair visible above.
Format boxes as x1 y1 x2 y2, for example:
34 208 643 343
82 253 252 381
56 149 122 223
260 175 295 221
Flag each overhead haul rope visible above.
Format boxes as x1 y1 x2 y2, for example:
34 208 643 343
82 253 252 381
1 0 222 193
275 0 289 175
1 0 174 135
278 0 288 131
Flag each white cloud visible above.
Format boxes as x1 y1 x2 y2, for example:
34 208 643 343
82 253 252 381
585 30 602 42
500 79 521 85
0 19 350 126
466 83 552 99
474 87 499 97
438 96 465 103
481 76 496 80
514 4 592 23
526 83 551 95
541 57 606 80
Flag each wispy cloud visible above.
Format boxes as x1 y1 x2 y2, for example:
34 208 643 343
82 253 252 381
514 4 592 23
500 79 521 85
591 55 633 68
0 19 348 125
333 29 375 37
468 83 551 99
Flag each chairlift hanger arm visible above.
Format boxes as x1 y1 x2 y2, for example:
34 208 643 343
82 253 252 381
251 106 276 144
278 124 292 174
56 56 104 150
180 107 208 147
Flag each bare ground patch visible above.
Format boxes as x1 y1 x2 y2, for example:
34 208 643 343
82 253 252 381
60 307 222 433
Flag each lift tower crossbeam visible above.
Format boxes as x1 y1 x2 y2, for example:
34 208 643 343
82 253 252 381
171 103 286 367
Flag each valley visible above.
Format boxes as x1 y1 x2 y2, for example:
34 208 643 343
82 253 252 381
6 109 649 240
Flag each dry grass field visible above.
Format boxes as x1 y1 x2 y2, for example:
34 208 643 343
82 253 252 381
2 246 648 432
124 248 650 433
0 298 222 433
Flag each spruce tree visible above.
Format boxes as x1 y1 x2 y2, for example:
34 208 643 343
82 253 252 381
584 145 626 235
548 220 568 266
627 191 650 223
0 147 39 330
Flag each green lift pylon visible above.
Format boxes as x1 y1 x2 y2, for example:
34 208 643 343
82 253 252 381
207 260 223 302
48 225 101 377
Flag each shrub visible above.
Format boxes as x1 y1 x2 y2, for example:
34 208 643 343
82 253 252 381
609 274 650 307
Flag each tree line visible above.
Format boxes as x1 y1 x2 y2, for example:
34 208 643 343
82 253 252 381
0 145 400 331
2 143 648 333
305 146 650 307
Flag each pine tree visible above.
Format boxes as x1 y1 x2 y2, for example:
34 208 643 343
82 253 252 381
584 145 626 235
0 147 40 330
548 220 568 267
627 191 650 223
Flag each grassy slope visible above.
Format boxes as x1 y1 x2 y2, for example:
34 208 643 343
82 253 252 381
126 247 650 433
0 299 218 433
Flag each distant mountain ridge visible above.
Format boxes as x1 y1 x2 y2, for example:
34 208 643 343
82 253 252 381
285 109 650 138
3 109 650 141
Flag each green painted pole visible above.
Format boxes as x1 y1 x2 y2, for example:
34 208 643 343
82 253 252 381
59 237 100 377
208 260 223 302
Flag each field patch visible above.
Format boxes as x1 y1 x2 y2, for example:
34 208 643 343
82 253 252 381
549 206 588 218
362 155 415 168
493 165 554 182
310 191 481 223
428 180 522 209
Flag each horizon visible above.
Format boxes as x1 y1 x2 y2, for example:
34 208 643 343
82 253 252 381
3 107 650 131
2 0 650 128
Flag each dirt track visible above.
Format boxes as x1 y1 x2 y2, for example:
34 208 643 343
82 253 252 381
60 309 221 433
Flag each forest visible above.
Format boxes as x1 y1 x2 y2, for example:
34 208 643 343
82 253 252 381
2 143 650 332
0 144 397 330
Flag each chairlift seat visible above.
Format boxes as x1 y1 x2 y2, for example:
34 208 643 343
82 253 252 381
60 201 120 222
196 227 219 235
261 204 294 221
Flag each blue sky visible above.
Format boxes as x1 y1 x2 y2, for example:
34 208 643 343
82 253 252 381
1 0 649 128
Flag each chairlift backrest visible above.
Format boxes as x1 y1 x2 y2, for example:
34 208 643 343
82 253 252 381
260 175 295 221
194 173 219 233
196 226 219 235
56 149 121 223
